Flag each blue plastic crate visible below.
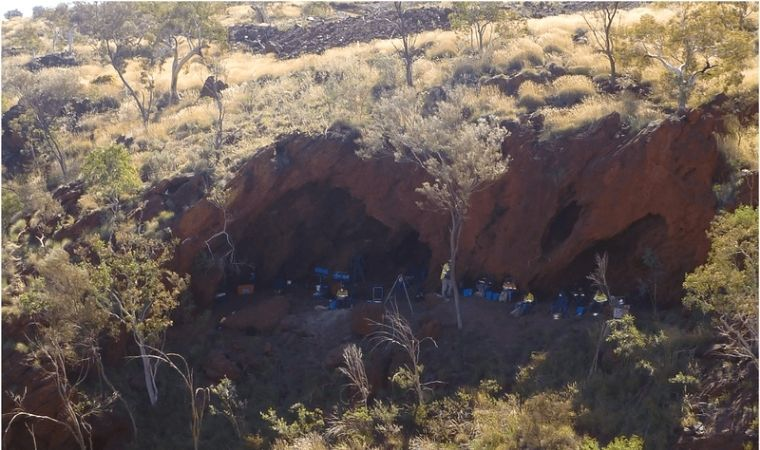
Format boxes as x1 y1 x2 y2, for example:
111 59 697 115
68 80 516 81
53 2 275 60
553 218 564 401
463 288 473 297
486 291 497 301
333 271 350 281
314 267 329 276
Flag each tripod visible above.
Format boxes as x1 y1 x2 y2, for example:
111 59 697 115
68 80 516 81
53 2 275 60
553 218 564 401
384 274 414 314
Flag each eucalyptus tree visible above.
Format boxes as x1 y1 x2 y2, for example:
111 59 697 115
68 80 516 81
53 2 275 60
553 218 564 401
360 88 509 330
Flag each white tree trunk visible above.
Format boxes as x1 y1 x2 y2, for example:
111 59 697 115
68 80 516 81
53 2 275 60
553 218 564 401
138 340 159 406
449 215 464 330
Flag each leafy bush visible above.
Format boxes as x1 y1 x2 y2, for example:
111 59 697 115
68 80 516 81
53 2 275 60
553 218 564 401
470 387 585 450
517 80 549 110
549 75 597 107
81 144 141 205
262 403 325 443
603 435 644 450
326 402 403 449
419 388 478 444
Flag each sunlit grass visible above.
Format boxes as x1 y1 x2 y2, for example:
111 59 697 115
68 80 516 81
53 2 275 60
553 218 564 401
541 94 663 140
517 80 549 110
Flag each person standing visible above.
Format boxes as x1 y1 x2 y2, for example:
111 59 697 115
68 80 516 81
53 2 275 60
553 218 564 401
440 261 453 301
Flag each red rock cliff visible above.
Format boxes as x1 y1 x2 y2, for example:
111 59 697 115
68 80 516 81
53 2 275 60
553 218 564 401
175 101 732 307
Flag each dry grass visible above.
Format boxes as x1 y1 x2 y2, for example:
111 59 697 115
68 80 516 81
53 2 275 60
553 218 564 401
527 14 586 36
541 94 663 140
517 80 549 110
1 4 696 194
270 3 304 19
717 127 758 172
216 2 305 27
550 75 596 107
694 56 759 106
537 30 573 55
422 30 461 60
272 433 328 450
527 6 675 38
301 2 334 19
414 58 453 89
616 6 676 26
564 45 609 77
496 37 545 73
221 36 400 86
217 4 254 27
1 54 32 67
716 121 758 171
451 85 518 120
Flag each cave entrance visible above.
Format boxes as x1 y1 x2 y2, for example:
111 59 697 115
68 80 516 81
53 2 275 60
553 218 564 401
231 183 431 291
534 214 668 297
541 201 582 255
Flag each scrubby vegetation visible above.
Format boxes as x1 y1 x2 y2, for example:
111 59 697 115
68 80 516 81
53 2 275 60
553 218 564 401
1 2 757 449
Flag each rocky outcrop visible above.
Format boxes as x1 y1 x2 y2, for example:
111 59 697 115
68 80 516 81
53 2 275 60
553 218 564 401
199 76 228 99
230 7 450 59
175 101 733 308
1 104 31 175
24 52 79 71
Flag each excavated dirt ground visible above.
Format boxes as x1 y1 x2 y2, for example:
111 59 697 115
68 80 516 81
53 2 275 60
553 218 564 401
181 281 605 414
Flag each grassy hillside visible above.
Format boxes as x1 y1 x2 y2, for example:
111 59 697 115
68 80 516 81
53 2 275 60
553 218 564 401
1 3 757 450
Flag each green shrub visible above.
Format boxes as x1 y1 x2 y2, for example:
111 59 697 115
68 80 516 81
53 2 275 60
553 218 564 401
262 403 325 443
603 435 644 450
81 143 141 205
470 387 584 450
419 389 477 444
326 402 403 449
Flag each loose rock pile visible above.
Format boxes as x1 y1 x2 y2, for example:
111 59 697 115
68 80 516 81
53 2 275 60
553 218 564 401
230 7 450 59
24 51 79 71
